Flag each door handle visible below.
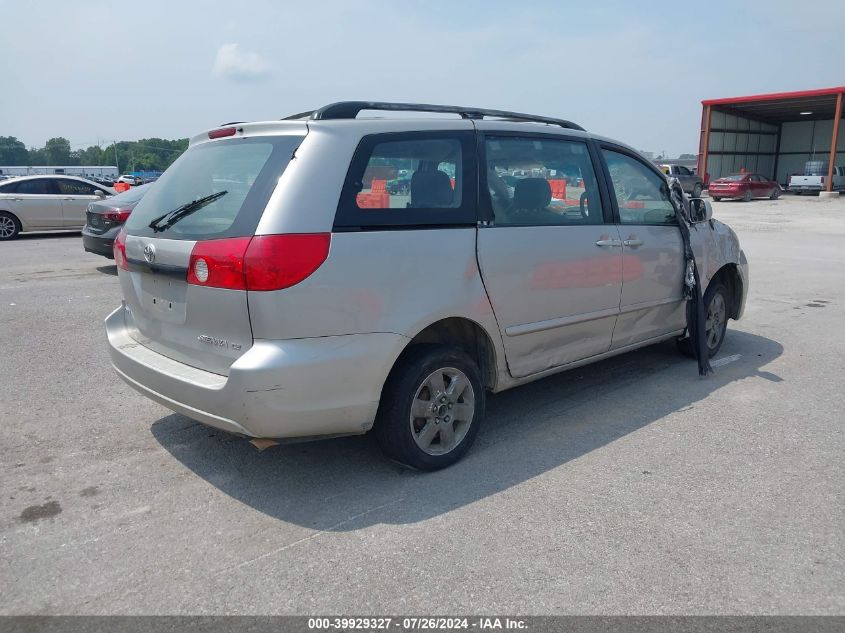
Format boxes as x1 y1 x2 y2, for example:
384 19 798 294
623 238 644 247
595 238 622 248
63 197 75 201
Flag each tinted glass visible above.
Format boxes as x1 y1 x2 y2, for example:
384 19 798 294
125 136 301 240
15 179 53 195
108 183 150 205
334 131 477 229
57 179 98 195
677 166 691 175
602 150 676 225
354 138 462 210
484 137 603 226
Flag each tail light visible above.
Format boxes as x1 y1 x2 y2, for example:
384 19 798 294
103 209 132 224
113 229 128 270
187 233 331 291
820 176 825 184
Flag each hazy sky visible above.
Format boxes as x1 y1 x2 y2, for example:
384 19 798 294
2 0 843 156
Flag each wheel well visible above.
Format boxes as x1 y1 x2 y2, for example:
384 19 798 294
402 318 498 390
709 264 742 319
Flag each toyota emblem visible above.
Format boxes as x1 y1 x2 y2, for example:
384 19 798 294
143 243 156 264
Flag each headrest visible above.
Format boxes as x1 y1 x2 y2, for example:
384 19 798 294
410 170 453 208
513 178 551 210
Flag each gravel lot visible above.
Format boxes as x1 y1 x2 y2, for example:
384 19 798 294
1 195 843 615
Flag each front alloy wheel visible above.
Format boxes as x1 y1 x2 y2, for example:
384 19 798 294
677 281 730 359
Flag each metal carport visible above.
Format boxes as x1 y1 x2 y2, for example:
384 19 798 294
698 86 845 192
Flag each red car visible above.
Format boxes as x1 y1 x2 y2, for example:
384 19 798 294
708 173 781 202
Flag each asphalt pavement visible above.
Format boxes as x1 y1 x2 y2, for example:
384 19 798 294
0 195 842 614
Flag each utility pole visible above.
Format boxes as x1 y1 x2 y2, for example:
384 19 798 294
113 141 120 174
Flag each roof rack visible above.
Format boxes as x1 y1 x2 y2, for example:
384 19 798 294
282 101 585 131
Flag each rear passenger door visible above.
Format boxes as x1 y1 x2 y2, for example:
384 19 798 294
598 146 686 348
475 133 622 378
55 179 106 228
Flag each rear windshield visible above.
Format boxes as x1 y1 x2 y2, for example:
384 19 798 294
722 174 747 181
124 135 303 240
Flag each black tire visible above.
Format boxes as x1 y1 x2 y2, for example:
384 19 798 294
742 190 752 202
0 211 21 240
374 344 484 471
770 188 780 200
712 197 721 202
692 184 702 198
677 281 730 359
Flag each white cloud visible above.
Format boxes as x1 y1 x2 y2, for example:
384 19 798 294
212 43 271 82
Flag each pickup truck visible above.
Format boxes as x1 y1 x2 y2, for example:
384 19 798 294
789 165 845 194
658 164 704 197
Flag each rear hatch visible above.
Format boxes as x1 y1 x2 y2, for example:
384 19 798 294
118 129 306 375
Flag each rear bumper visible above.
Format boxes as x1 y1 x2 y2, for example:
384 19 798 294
82 229 117 258
106 305 409 438
708 188 742 198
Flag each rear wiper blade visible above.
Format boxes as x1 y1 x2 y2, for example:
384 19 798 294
148 190 228 233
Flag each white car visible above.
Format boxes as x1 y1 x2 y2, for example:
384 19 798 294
117 175 144 186
0 175 115 239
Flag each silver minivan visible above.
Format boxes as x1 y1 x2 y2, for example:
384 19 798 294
106 102 748 470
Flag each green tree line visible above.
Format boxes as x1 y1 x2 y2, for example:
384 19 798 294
0 135 188 173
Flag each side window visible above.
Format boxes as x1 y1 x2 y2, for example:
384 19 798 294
355 138 461 210
335 132 477 228
602 149 676 226
677 166 691 176
15 179 54 195
484 136 604 226
57 180 97 195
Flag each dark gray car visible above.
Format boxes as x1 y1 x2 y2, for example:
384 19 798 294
659 164 703 197
82 183 150 258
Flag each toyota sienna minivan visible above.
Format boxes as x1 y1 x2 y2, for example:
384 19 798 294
106 101 748 470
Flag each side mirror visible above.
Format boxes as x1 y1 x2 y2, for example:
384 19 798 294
689 198 712 223
94 189 106 198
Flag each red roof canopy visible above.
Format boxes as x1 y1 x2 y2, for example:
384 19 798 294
702 86 845 122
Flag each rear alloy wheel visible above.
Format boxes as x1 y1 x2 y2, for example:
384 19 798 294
742 190 753 202
375 344 484 470
0 212 21 240
693 184 702 198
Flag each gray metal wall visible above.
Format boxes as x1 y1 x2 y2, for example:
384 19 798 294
705 110 845 184
776 119 845 184
705 111 777 181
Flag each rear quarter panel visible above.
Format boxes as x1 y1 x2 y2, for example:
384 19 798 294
247 229 509 382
